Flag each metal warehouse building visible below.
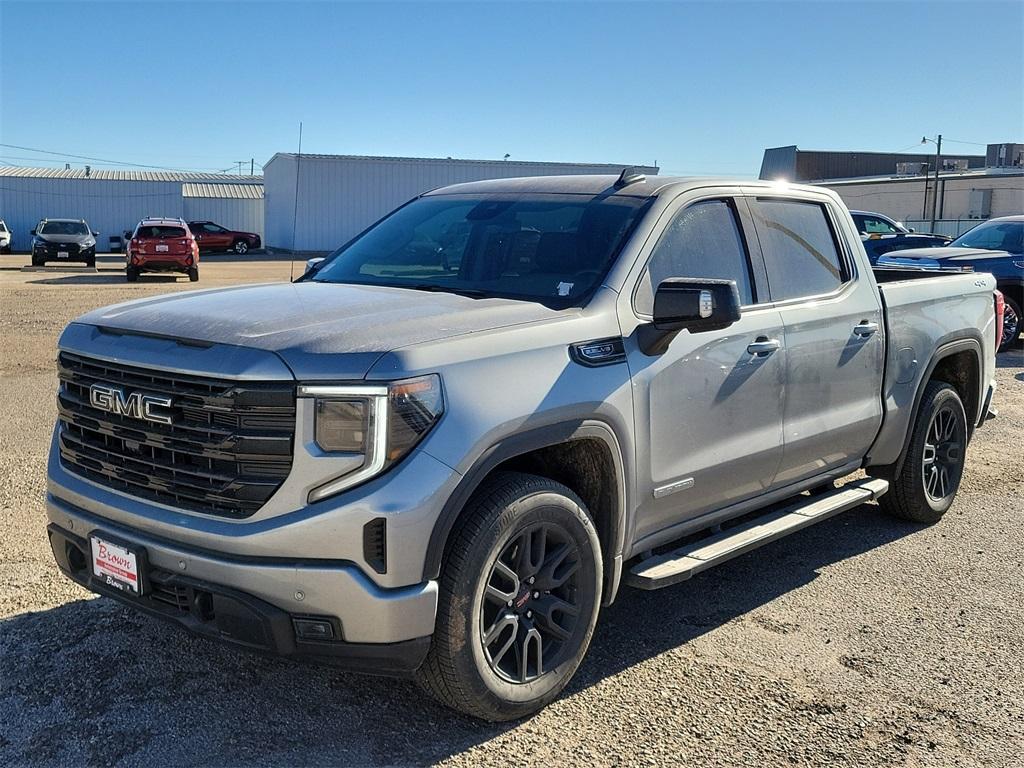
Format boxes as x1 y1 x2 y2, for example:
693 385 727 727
0 167 263 252
264 153 659 252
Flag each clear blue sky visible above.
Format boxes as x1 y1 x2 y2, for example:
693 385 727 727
2 1 1021 176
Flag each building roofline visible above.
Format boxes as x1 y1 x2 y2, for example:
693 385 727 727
264 151 659 172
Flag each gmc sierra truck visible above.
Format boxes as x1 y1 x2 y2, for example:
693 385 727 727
46 174 1000 721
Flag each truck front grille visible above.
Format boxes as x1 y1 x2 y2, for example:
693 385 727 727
56 351 295 518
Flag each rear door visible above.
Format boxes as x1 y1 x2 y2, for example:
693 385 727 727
744 192 885 486
621 190 787 546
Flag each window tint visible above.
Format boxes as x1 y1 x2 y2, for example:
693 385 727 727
856 215 899 234
136 226 186 238
636 200 754 314
750 199 846 301
41 221 89 235
951 221 1023 253
312 193 649 306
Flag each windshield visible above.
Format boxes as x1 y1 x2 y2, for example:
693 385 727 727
136 225 186 238
41 221 89 236
950 221 1022 253
310 193 650 306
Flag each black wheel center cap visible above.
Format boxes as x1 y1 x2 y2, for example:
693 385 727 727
514 588 532 611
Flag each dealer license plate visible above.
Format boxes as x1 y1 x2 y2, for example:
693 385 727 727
156 244 169 252
90 535 141 594
58 251 69 258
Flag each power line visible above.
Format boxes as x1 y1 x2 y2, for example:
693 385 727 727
0 142 263 174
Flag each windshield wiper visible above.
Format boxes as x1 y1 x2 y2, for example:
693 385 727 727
400 283 490 299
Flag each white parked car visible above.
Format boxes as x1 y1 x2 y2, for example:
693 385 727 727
0 219 11 253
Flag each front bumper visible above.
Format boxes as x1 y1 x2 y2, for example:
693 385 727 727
46 493 438 674
47 521 430 674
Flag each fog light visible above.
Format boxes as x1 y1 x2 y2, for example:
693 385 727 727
293 617 336 641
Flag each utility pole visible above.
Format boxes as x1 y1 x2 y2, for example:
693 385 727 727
250 158 254 176
922 134 942 231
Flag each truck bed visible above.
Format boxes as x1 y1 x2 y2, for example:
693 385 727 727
866 270 998 467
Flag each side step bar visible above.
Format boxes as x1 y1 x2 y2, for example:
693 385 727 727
625 477 890 591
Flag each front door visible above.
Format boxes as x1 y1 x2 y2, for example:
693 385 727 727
622 193 787 547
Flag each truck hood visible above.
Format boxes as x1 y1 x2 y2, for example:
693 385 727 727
74 281 565 379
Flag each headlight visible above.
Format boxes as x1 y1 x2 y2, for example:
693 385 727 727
300 374 443 502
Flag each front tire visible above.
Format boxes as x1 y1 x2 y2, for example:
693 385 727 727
417 472 602 721
999 295 1021 352
877 381 967 524
232 239 249 255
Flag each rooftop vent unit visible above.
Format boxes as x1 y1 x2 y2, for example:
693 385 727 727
986 142 1023 168
896 162 928 176
942 158 969 172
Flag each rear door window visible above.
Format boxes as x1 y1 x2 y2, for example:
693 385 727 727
749 199 848 301
636 199 755 314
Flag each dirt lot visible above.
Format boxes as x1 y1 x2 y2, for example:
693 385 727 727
1 254 1022 767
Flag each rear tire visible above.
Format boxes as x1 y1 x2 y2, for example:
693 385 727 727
188 267 199 282
416 472 602 721
126 266 139 282
876 381 967 524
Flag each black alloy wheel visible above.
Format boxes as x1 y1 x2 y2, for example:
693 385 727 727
480 523 582 684
416 472 602 721
921 402 964 505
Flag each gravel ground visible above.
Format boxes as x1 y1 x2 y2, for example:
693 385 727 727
1 254 1022 767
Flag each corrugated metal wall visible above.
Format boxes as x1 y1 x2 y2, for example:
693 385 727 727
824 174 1024 223
0 176 182 251
182 197 264 238
264 154 660 252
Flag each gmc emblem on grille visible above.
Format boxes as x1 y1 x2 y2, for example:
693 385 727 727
89 383 173 425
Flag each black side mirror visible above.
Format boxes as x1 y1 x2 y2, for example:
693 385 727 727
91 230 99 237
30 229 36 236
123 231 132 240
638 278 742 355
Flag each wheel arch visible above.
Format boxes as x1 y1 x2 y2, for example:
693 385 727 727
892 337 983 477
423 420 629 606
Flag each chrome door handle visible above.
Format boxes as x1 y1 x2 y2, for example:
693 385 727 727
854 321 879 337
747 338 781 356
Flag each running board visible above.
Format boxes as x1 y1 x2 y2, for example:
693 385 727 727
625 477 890 591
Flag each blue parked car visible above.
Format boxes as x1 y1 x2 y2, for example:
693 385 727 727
851 210 951 264
878 215 1024 352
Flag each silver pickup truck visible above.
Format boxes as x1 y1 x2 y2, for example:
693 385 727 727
45 175 1000 720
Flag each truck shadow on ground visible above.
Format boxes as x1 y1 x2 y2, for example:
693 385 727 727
0 502 921 767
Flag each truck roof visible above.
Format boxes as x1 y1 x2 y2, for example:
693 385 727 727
425 174 825 199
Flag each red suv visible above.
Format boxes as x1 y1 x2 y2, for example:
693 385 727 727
188 221 261 254
126 218 200 282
